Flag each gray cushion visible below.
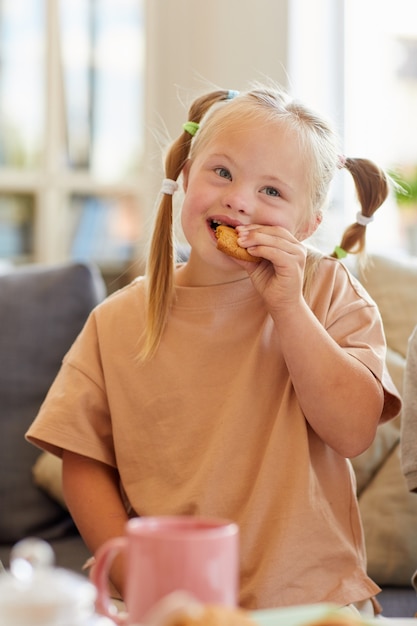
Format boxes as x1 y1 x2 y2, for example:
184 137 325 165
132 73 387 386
0 262 105 544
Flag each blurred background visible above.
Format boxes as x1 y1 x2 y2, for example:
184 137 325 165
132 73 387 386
0 0 416 291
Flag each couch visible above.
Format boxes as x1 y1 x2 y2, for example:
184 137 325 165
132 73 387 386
0 254 416 617
0 261 106 572
351 253 417 617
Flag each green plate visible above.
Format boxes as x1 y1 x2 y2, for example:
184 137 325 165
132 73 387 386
251 603 339 626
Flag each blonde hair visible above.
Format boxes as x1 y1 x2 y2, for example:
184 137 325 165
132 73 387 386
141 86 389 360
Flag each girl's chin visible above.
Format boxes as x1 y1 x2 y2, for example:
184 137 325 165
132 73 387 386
184 234 245 271
185 244 245 275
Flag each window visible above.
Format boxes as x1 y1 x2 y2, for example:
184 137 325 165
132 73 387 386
0 0 145 288
289 0 417 258
345 0 417 256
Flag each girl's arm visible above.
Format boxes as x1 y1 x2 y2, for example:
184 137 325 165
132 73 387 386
239 225 384 458
62 450 129 595
271 299 384 458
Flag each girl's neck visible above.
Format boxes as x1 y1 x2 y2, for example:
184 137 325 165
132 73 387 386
175 255 248 288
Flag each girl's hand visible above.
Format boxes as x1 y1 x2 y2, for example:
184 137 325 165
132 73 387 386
237 224 383 458
236 224 307 314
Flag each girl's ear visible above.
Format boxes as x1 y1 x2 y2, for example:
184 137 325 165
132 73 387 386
182 159 191 192
298 212 323 241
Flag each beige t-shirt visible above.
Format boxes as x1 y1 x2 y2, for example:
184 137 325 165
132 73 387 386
27 257 401 610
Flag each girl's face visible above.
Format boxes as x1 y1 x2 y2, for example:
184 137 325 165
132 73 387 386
180 116 317 284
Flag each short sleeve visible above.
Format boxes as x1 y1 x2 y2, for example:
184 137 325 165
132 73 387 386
309 258 402 423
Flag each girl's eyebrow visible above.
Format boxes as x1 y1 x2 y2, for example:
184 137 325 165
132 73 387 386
207 152 232 162
207 152 294 195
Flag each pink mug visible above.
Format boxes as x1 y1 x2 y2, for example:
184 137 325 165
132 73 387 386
92 516 239 625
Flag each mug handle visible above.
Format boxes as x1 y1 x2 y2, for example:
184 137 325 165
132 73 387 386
91 536 128 625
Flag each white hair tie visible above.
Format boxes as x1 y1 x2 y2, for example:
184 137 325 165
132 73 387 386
356 211 374 226
161 178 179 195
337 155 347 169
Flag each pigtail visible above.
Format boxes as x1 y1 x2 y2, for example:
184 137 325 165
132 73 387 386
331 158 389 259
141 90 233 360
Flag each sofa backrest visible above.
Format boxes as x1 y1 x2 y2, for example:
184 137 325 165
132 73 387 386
358 253 417 362
0 262 106 544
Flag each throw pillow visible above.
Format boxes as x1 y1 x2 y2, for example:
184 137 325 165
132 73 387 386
351 420 399 496
385 346 406 404
33 452 66 510
358 254 417 359
359 443 417 586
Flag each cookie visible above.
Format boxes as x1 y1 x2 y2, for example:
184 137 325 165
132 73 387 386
168 605 256 626
215 225 260 263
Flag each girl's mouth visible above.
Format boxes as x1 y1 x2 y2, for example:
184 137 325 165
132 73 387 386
209 219 236 231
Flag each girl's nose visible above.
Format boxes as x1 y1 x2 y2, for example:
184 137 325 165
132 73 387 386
223 187 250 214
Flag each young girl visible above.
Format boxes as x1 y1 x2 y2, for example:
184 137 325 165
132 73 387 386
27 85 401 614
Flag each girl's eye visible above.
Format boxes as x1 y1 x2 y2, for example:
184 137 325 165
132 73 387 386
214 167 232 180
261 186 281 197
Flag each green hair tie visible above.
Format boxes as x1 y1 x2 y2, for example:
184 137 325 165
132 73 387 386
333 246 347 259
182 121 200 136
